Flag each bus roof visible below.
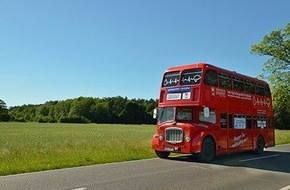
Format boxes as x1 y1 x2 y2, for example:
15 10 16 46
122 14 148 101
165 62 268 86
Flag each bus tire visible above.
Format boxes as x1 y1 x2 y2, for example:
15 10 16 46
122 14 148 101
155 150 170 159
198 137 215 162
255 136 264 154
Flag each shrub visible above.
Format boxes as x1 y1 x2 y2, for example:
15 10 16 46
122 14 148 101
59 115 90 124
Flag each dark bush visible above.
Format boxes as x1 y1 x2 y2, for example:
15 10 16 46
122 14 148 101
59 115 90 124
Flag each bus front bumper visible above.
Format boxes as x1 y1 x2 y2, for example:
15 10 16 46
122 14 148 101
152 134 202 154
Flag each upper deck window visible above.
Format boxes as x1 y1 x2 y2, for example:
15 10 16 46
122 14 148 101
219 73 232 89
162 71 180 87
180 68 202 85
204 70 218 87
245 80 255 94
233 76 244 92
256 83 265 96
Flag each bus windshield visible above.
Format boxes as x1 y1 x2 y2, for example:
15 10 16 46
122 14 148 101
176 108 193 121
158 107 193 124
158 107 174 124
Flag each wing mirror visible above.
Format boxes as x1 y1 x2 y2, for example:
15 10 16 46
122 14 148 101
153 108 157 119
203 107 210 118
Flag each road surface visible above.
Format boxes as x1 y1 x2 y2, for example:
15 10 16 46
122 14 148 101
1 144 290 190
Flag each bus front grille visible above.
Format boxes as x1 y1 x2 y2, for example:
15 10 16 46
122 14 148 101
165 127 183 144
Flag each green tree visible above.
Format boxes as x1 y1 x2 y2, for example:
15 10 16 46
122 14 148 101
90 102 110 123
106 96 128 123
69 97 95 122
0 99 10 121
251 23 290 129
119 101 147 124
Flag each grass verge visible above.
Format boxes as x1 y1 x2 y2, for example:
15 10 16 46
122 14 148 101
275 130 290 145
0 123 156 176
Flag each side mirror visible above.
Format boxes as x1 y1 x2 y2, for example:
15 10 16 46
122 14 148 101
203 107 209 118
153 108 157 119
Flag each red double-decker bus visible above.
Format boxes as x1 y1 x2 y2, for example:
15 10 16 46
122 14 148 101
152 63 275 162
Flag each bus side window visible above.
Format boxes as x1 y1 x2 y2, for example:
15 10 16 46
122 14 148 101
245 80 255 94
219 73 232 89
199 110 216 124
204 70 218 87
256 83 265 96
233 114 246 129
220 113 227 129
246 115 252 129
257 116 266 129
233 77 244 92
229 114 233 128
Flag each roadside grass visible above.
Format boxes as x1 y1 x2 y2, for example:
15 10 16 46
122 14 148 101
275 130 290 145
0 123 156 176
1 122 289 176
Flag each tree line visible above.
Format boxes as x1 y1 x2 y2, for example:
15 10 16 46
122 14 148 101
0 97 157 124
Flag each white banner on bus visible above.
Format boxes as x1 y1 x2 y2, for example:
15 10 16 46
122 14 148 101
167 92 191 100
167 93 182 100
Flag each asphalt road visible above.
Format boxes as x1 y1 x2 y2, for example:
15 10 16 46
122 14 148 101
1 144 290 190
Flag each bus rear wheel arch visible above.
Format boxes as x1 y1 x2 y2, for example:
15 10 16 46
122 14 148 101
198 136 216 162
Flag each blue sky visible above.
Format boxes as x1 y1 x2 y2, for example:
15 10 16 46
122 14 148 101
0 0 289 107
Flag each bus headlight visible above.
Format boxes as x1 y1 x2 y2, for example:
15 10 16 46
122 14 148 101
185 136 191 142
158 135 164 142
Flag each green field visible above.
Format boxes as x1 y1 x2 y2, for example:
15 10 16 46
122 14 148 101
275 130 290 145
1 122 290 176
0 123 156 176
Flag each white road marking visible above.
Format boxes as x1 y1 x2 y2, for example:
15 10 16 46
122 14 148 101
239 154 279 162
278 185 290 190
71 188 87 190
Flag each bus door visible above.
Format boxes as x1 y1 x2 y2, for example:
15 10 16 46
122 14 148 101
219 113 228 154
228 114 253 152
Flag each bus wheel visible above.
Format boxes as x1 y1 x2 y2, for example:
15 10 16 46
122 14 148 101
198 137 215 162
255 136 264 154
155 150 170 159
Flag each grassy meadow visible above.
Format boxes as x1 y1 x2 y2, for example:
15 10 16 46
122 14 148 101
1 122 290 176
0 122 156 176
275 130 290 145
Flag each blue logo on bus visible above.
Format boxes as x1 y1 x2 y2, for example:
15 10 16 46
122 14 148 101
167 87 192 93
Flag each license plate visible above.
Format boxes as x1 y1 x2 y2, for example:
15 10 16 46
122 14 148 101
164 147 174 151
